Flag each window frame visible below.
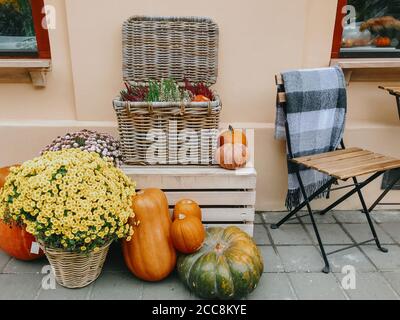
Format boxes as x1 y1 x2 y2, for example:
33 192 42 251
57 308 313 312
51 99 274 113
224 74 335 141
0 0 51 59
331 0 400 59
331 0 347 59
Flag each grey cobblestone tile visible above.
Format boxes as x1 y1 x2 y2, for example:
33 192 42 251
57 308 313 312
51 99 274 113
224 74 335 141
326 246 376 273
362 245 400 271
90 272 143 300
258 246 284 273
372 211 400 224
382 272 400 296
262 212 299 224
3 257 48 274
299 212 336 224
305 224 353 245
342 224 394 245
269 224 312 245
379 223 400 243
253 225 270 245
277 246 323 273
289 273 347 300
0 251 11 273
334 211 367 224
247 273 297 300
0 274 42 300
37 284 92 300
334 272 399 300
142 273 194 300
254 213 263 224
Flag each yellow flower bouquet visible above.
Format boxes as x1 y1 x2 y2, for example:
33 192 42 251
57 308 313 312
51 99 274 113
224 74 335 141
0 149 136 253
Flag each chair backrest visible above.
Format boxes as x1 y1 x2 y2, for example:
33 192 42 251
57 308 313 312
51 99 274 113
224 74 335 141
274 72 346 156
275 74 286 104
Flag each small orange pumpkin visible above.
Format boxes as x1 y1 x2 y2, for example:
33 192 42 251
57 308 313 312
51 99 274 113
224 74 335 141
375 37 391 47
216 143 249 170
171 214 205 254
173 199 202 221
219 125 247 147
216 126 249 170
193 95 211 102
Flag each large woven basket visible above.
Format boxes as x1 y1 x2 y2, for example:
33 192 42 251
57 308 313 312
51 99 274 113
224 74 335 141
113 16 222 166
43 242 111 289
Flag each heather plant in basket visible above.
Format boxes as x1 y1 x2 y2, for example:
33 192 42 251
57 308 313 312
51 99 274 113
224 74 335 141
120 79 214 102
41 130 122 167
0 149 137 253
184 79 215 101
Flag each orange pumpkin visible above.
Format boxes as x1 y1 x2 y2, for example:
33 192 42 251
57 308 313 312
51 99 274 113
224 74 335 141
216 143 249 170
375 37 391 47
193 95 211 102
0 165 19 187
171 214 205 254
122 188 176 282
216 126 249 170
0 221 44 261
215 126 249 170
219 125 247 147
0 165 44 261
173 199 202 221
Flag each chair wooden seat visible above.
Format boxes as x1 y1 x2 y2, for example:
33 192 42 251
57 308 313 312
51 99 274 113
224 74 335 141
292 147 400 180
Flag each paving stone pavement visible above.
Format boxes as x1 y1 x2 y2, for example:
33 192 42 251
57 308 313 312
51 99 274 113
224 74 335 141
0 211 399 300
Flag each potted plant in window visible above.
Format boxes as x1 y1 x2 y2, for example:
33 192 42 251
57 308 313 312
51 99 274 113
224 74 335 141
0 149 137 288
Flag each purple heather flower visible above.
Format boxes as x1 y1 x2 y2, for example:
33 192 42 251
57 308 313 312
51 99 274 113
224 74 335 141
41 129 123 167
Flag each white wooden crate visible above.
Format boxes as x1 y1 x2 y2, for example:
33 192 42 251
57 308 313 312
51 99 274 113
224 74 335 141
122 166 257 236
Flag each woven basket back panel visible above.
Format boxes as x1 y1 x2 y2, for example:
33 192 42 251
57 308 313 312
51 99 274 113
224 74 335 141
123 16 219 84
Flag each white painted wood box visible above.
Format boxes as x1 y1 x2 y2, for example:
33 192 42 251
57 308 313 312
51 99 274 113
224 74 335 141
122 166 257 236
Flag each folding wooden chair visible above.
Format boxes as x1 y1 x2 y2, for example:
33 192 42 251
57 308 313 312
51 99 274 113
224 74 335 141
271 74 400 273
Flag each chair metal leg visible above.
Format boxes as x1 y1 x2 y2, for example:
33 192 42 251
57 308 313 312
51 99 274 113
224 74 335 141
295 171 331 274
319 171 384 216
368 172 400 212
271 178 336 229
352 177 388 253
270 168 391 273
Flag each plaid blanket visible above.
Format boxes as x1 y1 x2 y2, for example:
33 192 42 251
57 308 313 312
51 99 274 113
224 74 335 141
275 66 347 210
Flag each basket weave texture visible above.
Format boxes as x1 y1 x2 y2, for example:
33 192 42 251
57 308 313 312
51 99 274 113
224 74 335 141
114 16 222 166
44 242 111 289
122 16 219 84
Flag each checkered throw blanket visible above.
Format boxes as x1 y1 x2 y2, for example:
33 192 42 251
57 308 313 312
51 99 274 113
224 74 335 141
275 66 347 210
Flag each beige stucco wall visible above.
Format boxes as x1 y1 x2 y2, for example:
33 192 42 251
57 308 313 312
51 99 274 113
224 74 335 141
0 0 399 210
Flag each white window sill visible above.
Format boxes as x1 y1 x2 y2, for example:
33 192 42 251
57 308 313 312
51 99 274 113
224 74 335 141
0 59 51 87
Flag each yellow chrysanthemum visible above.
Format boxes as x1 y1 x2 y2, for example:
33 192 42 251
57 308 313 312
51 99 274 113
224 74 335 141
0 149 136 253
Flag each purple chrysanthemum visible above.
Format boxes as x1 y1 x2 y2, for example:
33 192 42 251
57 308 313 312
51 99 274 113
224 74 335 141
41 130 122 167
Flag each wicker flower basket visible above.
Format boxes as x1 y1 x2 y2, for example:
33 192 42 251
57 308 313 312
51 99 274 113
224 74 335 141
113 16 222 166
43 242 111 289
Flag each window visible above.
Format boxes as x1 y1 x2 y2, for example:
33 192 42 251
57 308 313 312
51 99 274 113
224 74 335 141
0 0 50 58
332 0 400 58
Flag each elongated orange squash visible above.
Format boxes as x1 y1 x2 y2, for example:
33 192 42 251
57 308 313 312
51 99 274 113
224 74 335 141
122 188 176 281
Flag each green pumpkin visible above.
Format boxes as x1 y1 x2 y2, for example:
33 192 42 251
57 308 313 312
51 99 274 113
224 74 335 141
177 226 264 300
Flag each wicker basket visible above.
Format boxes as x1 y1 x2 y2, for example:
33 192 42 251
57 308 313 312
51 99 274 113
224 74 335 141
43 242 111 289
113 16 222 166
